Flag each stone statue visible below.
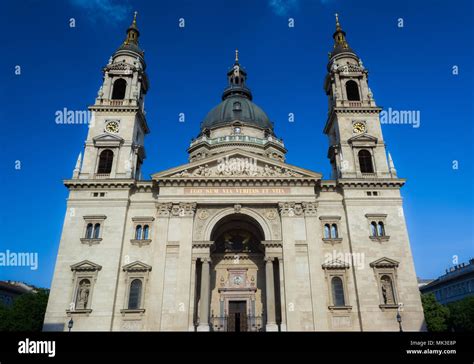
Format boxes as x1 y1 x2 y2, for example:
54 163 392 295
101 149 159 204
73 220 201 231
381 277 394 304
77 280 90 309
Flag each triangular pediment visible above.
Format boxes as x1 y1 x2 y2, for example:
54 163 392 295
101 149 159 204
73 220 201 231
122 261 152 272
93 133 124 147
369 257 399 268
151 149 322 180
348 133 378 145
322 259 350 270
70 260 102 272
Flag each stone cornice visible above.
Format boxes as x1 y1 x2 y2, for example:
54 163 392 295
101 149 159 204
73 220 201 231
336 178 406 188
261 240 283 248
192 241 214 249
64 179 136 189
156 178 317 187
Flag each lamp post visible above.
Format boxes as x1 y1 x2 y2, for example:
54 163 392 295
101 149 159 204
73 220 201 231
396 311 403 332
68 318 74 332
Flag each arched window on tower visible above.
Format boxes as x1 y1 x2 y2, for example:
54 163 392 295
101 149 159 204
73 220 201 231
143 225 149 240
128 279 142 309
93 223 101 239
377 222 385 237
111 78 127 100
331 224 338 238
346 80 360 101
358 150 374 173
370 222 378 237
97 149 114 174
85 223 93 239
135 225 142 240
331 277 345 307
324 224 331 239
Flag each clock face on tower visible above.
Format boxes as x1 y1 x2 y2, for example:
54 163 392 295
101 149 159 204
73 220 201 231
105 121 120 134
352 121 366 134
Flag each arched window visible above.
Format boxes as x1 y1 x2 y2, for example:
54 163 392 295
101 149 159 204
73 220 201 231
128 279 142 309
331 224 338 238
111 78 127 100
97 149 114 174
143 225 149 240
85 223 93 239
135 225 142 240
358 150 374 173
331 277 345 307
93 223 100 239
324 224 331 239
380 275 395 304
377 222 385 237
370 222 378 237
346 80 360 101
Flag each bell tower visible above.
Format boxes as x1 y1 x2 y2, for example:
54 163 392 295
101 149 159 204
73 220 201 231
323 14 396 180
74 12 150 180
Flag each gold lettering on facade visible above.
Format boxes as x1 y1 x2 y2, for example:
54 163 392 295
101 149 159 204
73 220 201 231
184 187 290 195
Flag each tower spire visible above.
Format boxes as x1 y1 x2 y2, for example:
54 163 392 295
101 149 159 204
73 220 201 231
235 49 239 64
123 11 140 46
333 13 349 50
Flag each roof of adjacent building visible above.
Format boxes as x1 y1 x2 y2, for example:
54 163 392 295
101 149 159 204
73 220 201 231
420 259 474 292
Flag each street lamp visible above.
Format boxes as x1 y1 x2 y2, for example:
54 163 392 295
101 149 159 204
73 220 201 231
68 318 74 332
396 311 403 332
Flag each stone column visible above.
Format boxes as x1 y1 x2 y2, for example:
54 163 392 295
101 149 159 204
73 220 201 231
197 257 211 331
265 256 278 331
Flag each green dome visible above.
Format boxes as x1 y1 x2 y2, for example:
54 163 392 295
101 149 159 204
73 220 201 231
201 95 273 130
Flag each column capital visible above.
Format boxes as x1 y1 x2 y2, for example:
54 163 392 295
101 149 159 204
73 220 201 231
171 202 197 217
156 202 172 217
201 257 212 264
264 256 275 263
302 202 318 216
278 202 304 217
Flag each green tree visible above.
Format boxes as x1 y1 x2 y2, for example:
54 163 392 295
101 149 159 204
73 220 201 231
0 289 49 331
448 296 474 332
421 293 450 332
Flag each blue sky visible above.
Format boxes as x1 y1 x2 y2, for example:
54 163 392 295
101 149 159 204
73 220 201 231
0 0 472 288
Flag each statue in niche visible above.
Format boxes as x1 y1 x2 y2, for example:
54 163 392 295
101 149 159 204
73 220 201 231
381 276 395 304
76 280 90 309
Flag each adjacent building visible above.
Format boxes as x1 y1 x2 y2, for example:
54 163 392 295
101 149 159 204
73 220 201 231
420 259 474 305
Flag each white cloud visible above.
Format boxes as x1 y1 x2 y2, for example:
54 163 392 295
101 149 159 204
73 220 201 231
268 0 332 16
70 0 132 23
268 0 299 16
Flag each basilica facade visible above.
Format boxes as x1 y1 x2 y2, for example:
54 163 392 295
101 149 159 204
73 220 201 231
43 14 425 331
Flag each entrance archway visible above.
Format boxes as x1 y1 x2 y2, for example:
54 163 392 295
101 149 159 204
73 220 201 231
194 213 281 332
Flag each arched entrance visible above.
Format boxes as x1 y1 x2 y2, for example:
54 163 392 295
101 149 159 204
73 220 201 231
194 213 282 332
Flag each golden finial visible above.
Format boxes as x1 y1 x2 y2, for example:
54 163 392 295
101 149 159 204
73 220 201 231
333 13 349 49
335 13 341 30
133 11 138 26
235 49 239 63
